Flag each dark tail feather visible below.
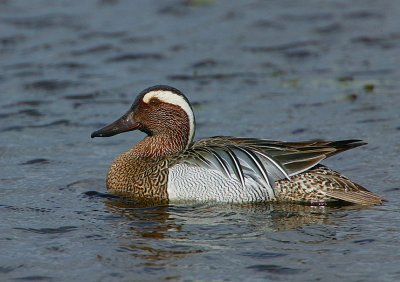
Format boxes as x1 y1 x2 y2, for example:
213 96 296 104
326 139 367 157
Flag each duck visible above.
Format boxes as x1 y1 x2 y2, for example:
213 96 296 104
91 85 383 205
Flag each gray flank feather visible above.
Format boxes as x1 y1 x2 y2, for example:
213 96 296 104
233 146 272 188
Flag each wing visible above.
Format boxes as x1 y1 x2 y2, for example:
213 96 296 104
170 136 366 187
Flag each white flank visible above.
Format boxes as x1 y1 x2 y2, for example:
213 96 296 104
143 90 195 145
167 164 276 202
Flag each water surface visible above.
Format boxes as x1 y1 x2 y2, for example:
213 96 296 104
1 1 400 281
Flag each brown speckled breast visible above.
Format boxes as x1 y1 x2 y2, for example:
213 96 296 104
106 151 169 200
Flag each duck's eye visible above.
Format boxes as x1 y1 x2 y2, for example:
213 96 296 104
149 98 158 105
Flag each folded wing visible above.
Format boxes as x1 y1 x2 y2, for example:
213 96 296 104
171 136 366 188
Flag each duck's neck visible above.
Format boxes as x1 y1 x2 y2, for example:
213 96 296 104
131 133 189 159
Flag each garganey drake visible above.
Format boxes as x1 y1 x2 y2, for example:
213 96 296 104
91 85 383 205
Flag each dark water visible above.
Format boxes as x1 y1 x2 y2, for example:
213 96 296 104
1 0 400 281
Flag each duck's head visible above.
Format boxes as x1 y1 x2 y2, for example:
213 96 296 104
91 85 195 149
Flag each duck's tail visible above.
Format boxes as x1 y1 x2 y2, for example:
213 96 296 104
276 165 384 205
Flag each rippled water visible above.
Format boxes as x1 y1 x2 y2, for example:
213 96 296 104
1 0 400 281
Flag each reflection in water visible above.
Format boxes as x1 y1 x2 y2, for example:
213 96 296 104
103 196 366 266
105 196 175 239
105 197 199 265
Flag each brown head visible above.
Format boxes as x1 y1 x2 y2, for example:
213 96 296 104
91 85 195 158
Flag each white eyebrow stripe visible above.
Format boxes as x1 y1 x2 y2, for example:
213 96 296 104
143 90 195 146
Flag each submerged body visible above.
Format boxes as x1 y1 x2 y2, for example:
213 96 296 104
92 85 383 205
